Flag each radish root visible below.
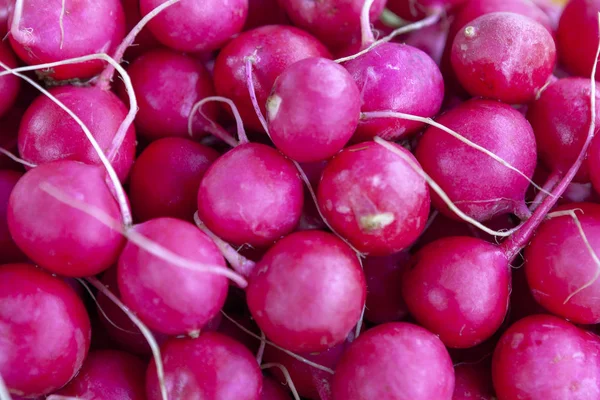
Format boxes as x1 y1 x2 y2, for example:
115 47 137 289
261 363 301 400
59 0 66 50
47 396 83 400
10 0 32 46
0 373 11 400
0 147 37 168
244 57 270 133
256 330 266 365
360 0 376 48
188 96 243 147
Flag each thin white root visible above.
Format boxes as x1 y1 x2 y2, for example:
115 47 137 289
256 330 266 365
47 396 84 400
373 137 521 237
188 96 243 147
0 373 12 400
261 363 301 400
9 0 30 45
245 58 270 133
362 111 551 196
220 311 335 375
59 0 66 50
354 303 365 339
0 55 135 228
0 147 37 168
360 0 376 48
86 277 168 400
40 182 249 288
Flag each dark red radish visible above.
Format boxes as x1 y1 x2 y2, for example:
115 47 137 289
7 160 125 277
146 333 263 400
415 99 537 222
129 137 219 222
509 265 547 323
557 0 600 80
246 230 366 353
260 376 291 400
331 322 455 400
266 57 360 162
218 312 262 354
412 212 475 251
139 0 248 53
387 0 466 22
0 264 91 397
0 41 19 119
213 25 331 132
590 135 600 194
121 48 218 141
528 77 600 183
493 314 600 399
343 42 444 142
363 251 410 324
0 0 11 37
0 170 25 264
197 143 303 247
453 363 496 400
121 0 160 61
18 86 136 182
402 237 511 348
277 0 386 50
318 141 430 255
245 0 288 30
118 217 229 335
8 0 126 80
55 350 146 400
451 12 556 104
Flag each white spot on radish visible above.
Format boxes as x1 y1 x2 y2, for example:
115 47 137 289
428 289 447 311
336 205 351 214
511 333 524 349
464 26 475 38
359 212 395 231
266 94 282 121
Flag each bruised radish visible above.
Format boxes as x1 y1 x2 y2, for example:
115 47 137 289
8 0 126 80
0 170 25 264
246 230 366 353
0 41 20 119
146 333 263 400
7 160 125 277
331 322 455 400
318 142 430 255
0 264 91 397
18 86 136 182
139 0 248 53
415 99 537 222
197 143 303 247
214 25 331 132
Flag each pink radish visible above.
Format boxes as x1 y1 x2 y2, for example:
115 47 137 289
121 0 160 61
260 376 292 400
244 0 288 30
387 0 467 22
0 169 25 264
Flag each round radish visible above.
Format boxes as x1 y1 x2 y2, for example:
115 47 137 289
0 170 25 264
18 86 136 182
343 42 444 142
0 41 19 119
415 99 537 222
246 230 366 353
129 137 219 222
0 264 91 397
8 0 126 80
7 160 125 277
117 217 229 335
451 12 556 104
197 143 303 247
54 350 146 400
121 0 160 61
213 25 330 132
139 0 248 53
266 57 360 162
318 142 430 255
331 322 455 400
146 333 263 400
260 376 291 400
453 364 496 400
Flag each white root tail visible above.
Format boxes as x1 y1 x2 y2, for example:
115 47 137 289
188 96 243 147
261 363 301 400
0 147 37 168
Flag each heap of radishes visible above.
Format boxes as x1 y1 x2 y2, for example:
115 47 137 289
3 0 600 399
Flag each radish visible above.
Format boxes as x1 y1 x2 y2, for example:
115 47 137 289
8 0 126 80
0 0 11 37
244 0 288 30
451 12 556 104
317 141 430 255
54 350 146 400
453 364 496 400
0 170 25 264
121 0 160 61
7 160 125 277
213 25 331 132
246 230 366 353
0 264 91 397
146 333 263 400
331 322 455 399
260 376 292 400
266 57 360 162
0 41 19 119
197 143 303 247
129 137 219 222
117 217 229 335
493 314 600 399
387 0 467 22
140 0 248 53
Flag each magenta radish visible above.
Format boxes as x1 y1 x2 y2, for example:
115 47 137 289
415 99 537 222
387 0 467 22
121 0 160 61
18 86 136 182
146 333 263 400
260 376 291 400
120 48 218 141
0 264 91 397
0 0 11 37
213 25 331 132
129 137 219 222
266 57 360 162
493 314 600 399
246 230 366 353
331 322 455 400
0 170 25 264
7 160 125 277
140 0 247 53
244 0 288 30
589 136 600 193
400 20 448 65
317 142 430 255
8 0 126 80
0 41 19 119
117 217 229 335
197 143 303 247
54 350 146 400
343 42 444 142
453 364 496 400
